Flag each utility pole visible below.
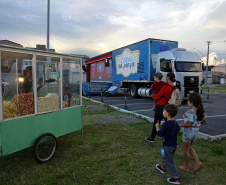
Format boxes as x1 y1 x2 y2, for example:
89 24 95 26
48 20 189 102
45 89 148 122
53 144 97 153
205 41 211 86
46 0 50 93
47 0 50 51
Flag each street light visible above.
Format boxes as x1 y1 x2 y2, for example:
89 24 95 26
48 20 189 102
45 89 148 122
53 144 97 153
205 41 211 86
47 0 50 51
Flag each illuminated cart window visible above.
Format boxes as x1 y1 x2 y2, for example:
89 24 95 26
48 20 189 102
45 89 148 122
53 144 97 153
0 45 83 122
63 58 81 108
1 51 34 120
36 55 60 113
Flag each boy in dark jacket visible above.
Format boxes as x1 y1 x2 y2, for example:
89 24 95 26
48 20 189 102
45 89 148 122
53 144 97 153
155 104 180 185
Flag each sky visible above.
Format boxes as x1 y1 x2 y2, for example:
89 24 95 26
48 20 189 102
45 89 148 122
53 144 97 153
0 0 226 66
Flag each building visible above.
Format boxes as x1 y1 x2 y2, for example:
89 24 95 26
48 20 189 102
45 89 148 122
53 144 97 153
0 40 24 74
70 54 89 82
26 44 55 52
0 40 23 47
26 44 90 83
211 64 226 84
211 64 226 73
203 71 221 84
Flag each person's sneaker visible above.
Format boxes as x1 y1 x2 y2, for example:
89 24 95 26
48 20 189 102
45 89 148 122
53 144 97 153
145 137 155 143
167 177 180 184
156 164 165 174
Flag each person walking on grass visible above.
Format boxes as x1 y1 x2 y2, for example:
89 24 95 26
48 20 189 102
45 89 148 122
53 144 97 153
178 93 207 173
155 104 180 184
145 72 176 143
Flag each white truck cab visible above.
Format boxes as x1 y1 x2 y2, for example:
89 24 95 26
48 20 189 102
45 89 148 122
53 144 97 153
156 48 202 99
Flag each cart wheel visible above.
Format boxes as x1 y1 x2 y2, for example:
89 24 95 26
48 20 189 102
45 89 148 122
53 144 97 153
33 133 57 163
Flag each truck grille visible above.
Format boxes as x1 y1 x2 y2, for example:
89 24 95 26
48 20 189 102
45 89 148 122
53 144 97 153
184 76 199 97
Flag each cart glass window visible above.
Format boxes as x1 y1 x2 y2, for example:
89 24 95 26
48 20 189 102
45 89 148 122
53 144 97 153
63 58 81 108
36 55 60 113
1 51 34 119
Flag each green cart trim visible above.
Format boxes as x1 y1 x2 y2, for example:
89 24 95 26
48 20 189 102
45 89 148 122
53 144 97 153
0 106 82 156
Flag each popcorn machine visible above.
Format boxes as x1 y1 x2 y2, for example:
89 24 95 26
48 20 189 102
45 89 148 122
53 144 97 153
0 44 83 163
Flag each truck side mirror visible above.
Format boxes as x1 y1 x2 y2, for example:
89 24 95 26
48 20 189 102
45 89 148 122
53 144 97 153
82 65 87 72
160 59 172 72
202 63 204 71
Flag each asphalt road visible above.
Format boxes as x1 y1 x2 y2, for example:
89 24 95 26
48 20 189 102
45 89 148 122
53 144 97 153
86 93 226 137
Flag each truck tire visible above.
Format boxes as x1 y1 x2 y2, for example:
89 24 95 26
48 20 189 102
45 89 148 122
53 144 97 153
130 84 139 98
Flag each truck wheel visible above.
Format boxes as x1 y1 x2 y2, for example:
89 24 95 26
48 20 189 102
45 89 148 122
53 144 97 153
33 133 57 163
105 92 111 97
130 85 138 98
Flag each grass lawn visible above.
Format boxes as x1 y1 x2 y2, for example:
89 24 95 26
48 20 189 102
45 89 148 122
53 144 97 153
0 98 226 185
202 84 226 93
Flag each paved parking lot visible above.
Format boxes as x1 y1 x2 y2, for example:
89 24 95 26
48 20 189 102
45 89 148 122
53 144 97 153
86 93 226 139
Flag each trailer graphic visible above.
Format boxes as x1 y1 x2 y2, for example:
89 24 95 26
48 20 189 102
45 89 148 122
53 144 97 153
116 49 140 77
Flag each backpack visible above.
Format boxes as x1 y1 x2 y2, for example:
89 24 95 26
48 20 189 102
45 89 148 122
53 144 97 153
164 86 183 106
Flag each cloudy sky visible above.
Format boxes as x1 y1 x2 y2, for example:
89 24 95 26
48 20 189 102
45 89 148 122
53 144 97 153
0 0 226 65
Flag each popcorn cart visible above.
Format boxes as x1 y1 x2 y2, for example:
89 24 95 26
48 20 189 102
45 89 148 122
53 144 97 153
0 44 83 163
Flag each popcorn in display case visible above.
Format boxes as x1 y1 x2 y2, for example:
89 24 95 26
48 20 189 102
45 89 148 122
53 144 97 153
1 50 82 119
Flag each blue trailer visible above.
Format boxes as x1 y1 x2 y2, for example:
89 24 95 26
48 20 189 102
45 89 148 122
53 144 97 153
112 39 177 85
85 38 202 98
111 39 178 97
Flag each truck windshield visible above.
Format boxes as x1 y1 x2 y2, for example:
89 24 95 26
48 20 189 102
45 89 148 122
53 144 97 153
175 62 201 72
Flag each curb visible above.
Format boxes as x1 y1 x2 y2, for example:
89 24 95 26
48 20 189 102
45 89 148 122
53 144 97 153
108 104 154 123
83 96 225 140
198 133 226 141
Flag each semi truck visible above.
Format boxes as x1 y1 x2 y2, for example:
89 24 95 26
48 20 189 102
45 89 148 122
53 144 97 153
83 38 202 99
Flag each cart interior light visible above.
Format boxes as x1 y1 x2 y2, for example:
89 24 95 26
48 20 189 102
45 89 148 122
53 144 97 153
19 77 24 82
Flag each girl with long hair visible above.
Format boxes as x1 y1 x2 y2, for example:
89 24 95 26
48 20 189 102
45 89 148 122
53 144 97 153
179 93 207 173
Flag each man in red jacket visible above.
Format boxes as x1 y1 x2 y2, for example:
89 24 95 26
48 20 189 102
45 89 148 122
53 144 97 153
145 72 176 143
